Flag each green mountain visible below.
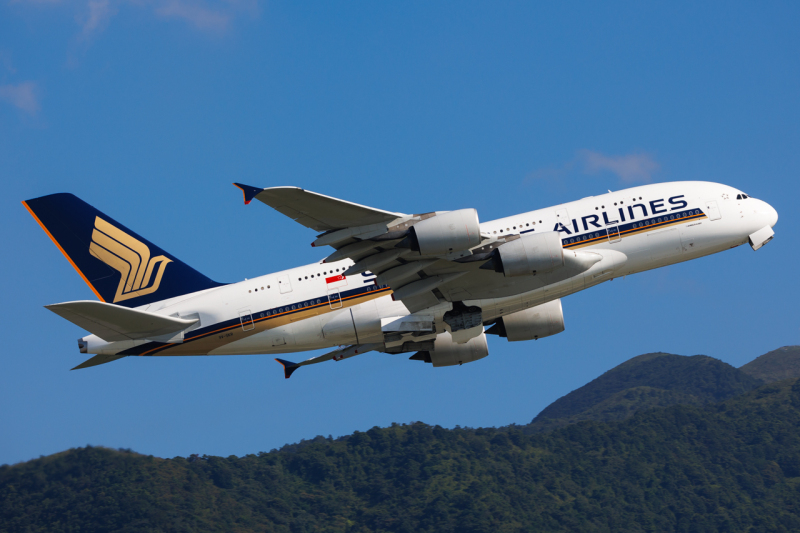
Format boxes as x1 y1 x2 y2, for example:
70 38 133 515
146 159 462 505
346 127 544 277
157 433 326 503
740 346 800 383
526 352 763 432
4 379 800 532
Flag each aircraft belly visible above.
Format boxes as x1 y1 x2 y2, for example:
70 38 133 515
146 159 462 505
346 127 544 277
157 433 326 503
210 317 336 355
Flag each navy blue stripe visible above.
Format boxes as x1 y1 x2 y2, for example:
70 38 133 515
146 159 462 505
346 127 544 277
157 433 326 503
119 283 393 356
563 209 705 249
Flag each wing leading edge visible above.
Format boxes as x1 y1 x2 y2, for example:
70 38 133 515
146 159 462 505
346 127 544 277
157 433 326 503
233 184 405 232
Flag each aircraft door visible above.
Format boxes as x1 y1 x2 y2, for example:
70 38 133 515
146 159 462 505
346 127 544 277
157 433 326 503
327 288 343 309
277 274 292 294
606 226 621 243
705 200 721 221
238 309 255 331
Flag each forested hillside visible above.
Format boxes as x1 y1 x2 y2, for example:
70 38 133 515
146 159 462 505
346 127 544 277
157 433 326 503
526 352 763 432
741 346 800 383
4 378 800 532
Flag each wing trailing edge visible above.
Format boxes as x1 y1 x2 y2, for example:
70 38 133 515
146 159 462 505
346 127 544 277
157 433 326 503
72 354 127 370
275 343 383 379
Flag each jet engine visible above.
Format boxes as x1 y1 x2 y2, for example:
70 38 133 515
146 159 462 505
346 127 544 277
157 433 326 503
485 299 565 341
483 231 601 277
409 331 489 367
399 209 481 256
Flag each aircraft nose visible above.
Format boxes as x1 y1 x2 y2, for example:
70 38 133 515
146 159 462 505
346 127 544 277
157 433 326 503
762 201 778 228
752 199 778 228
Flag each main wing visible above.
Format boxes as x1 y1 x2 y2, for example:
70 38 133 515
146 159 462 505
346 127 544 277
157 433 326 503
233 184 404 232
233 184 504 313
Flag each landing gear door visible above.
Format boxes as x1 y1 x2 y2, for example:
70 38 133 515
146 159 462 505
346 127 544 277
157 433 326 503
277 274 292 294
705 200 721 221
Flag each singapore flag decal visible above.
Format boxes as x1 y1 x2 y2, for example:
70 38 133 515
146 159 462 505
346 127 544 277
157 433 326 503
326 274 347 288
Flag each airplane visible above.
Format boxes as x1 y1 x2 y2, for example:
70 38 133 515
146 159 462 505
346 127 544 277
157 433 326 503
22 181 778 378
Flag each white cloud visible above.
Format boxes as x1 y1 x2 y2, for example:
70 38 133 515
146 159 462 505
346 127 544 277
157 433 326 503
0 50 17 74
13 0 255 40
0 82 40 114
154 0 230 31
579 150 660 183
8 0 63 4
80 0 116 37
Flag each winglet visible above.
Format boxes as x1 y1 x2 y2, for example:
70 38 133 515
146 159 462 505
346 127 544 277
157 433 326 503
275 358 300 379
232 183 263 205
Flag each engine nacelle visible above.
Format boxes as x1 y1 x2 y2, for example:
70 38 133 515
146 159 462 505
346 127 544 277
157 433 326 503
495 231 564 277
410 331 489 367
404 209 481 256
487 231 601 278
486 300 565 341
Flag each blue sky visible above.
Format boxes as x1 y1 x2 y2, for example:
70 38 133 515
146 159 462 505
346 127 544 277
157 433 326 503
1 2 798 465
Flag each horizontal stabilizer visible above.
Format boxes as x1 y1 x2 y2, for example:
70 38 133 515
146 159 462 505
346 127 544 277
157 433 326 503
72 354 127 370
46 300 198 342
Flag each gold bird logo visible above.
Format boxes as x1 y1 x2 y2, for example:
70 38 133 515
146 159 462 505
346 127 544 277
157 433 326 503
89 217 172 303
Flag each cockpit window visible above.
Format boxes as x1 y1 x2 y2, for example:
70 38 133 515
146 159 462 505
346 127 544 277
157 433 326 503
736 194 749 200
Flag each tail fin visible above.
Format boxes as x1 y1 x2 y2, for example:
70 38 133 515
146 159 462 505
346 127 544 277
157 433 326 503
23 193 223 307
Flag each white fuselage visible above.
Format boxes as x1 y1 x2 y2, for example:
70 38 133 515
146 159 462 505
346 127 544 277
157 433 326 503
81 181 778 358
